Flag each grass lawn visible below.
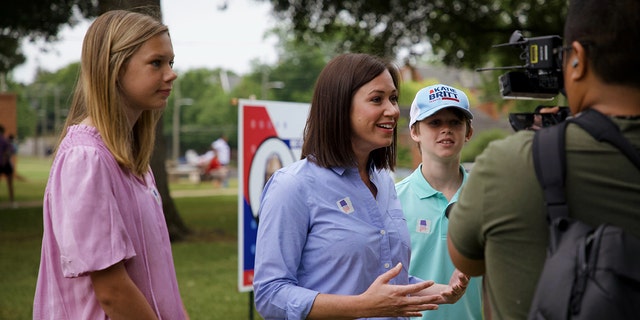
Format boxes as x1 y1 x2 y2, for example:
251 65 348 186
0 157 260 319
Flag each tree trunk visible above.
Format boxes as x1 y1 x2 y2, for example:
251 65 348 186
99 0 191 241
151 120 190 241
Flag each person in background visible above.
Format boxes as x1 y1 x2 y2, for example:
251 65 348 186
7 134 26 182
211 134 230 187
0 125 16 207
447 0 640 318
33 9 188 319
396 84 482 320
253 53 469 320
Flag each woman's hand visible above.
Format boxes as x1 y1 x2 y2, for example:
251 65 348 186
356 263 441 318
308 263 441 319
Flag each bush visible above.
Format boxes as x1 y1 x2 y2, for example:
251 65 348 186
461 128 510 163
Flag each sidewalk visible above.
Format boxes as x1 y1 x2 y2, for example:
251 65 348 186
0 187 238 210
0 200 41 210
170 187 238 198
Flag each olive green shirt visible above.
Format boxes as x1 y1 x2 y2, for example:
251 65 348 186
448 117 640 319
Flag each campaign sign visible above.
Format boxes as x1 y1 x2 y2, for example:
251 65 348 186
238 99 310 292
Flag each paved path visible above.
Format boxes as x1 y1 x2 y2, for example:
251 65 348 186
0 188 238 210
169 188 238 198
0 201 41 210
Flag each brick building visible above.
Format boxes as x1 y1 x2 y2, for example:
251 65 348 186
0 93 17 137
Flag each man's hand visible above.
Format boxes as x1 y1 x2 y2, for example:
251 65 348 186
531 106 562 130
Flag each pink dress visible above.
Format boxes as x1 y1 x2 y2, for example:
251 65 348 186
33 125 185 319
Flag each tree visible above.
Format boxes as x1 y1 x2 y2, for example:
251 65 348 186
1 1 97 72
259 0 572 117
166 68 239 154
265 0 568 69
1 1 97 88
241 28 329 103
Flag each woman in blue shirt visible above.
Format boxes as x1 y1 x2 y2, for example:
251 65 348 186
254 53 469 320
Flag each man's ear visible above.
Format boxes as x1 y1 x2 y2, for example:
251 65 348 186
568 41 588 81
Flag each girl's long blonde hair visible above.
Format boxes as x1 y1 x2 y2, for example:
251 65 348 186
57 9 168 176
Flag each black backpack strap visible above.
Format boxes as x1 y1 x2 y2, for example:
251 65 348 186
533 120 570 220
533 108 640 252
533 120 570 252
569 109 640 170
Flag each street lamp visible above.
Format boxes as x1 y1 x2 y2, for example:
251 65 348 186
261 69 285 99
172 97 194 163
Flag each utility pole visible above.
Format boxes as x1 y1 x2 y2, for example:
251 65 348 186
171 80 193 163
261 68 285 100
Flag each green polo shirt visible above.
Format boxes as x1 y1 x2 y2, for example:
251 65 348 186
396 165 483 320
448 117 640 319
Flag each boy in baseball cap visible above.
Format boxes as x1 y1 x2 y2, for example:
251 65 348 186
396 84 481 320
409 84 473 128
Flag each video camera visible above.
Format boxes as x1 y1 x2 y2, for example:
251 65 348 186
508 106 571 131
478 30 564 100
477 30 571 131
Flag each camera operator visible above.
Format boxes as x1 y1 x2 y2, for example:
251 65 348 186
446 0 640 319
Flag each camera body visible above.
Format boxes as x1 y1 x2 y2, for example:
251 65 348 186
497 32 564 100
478 30 571 131
508 106 571 131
